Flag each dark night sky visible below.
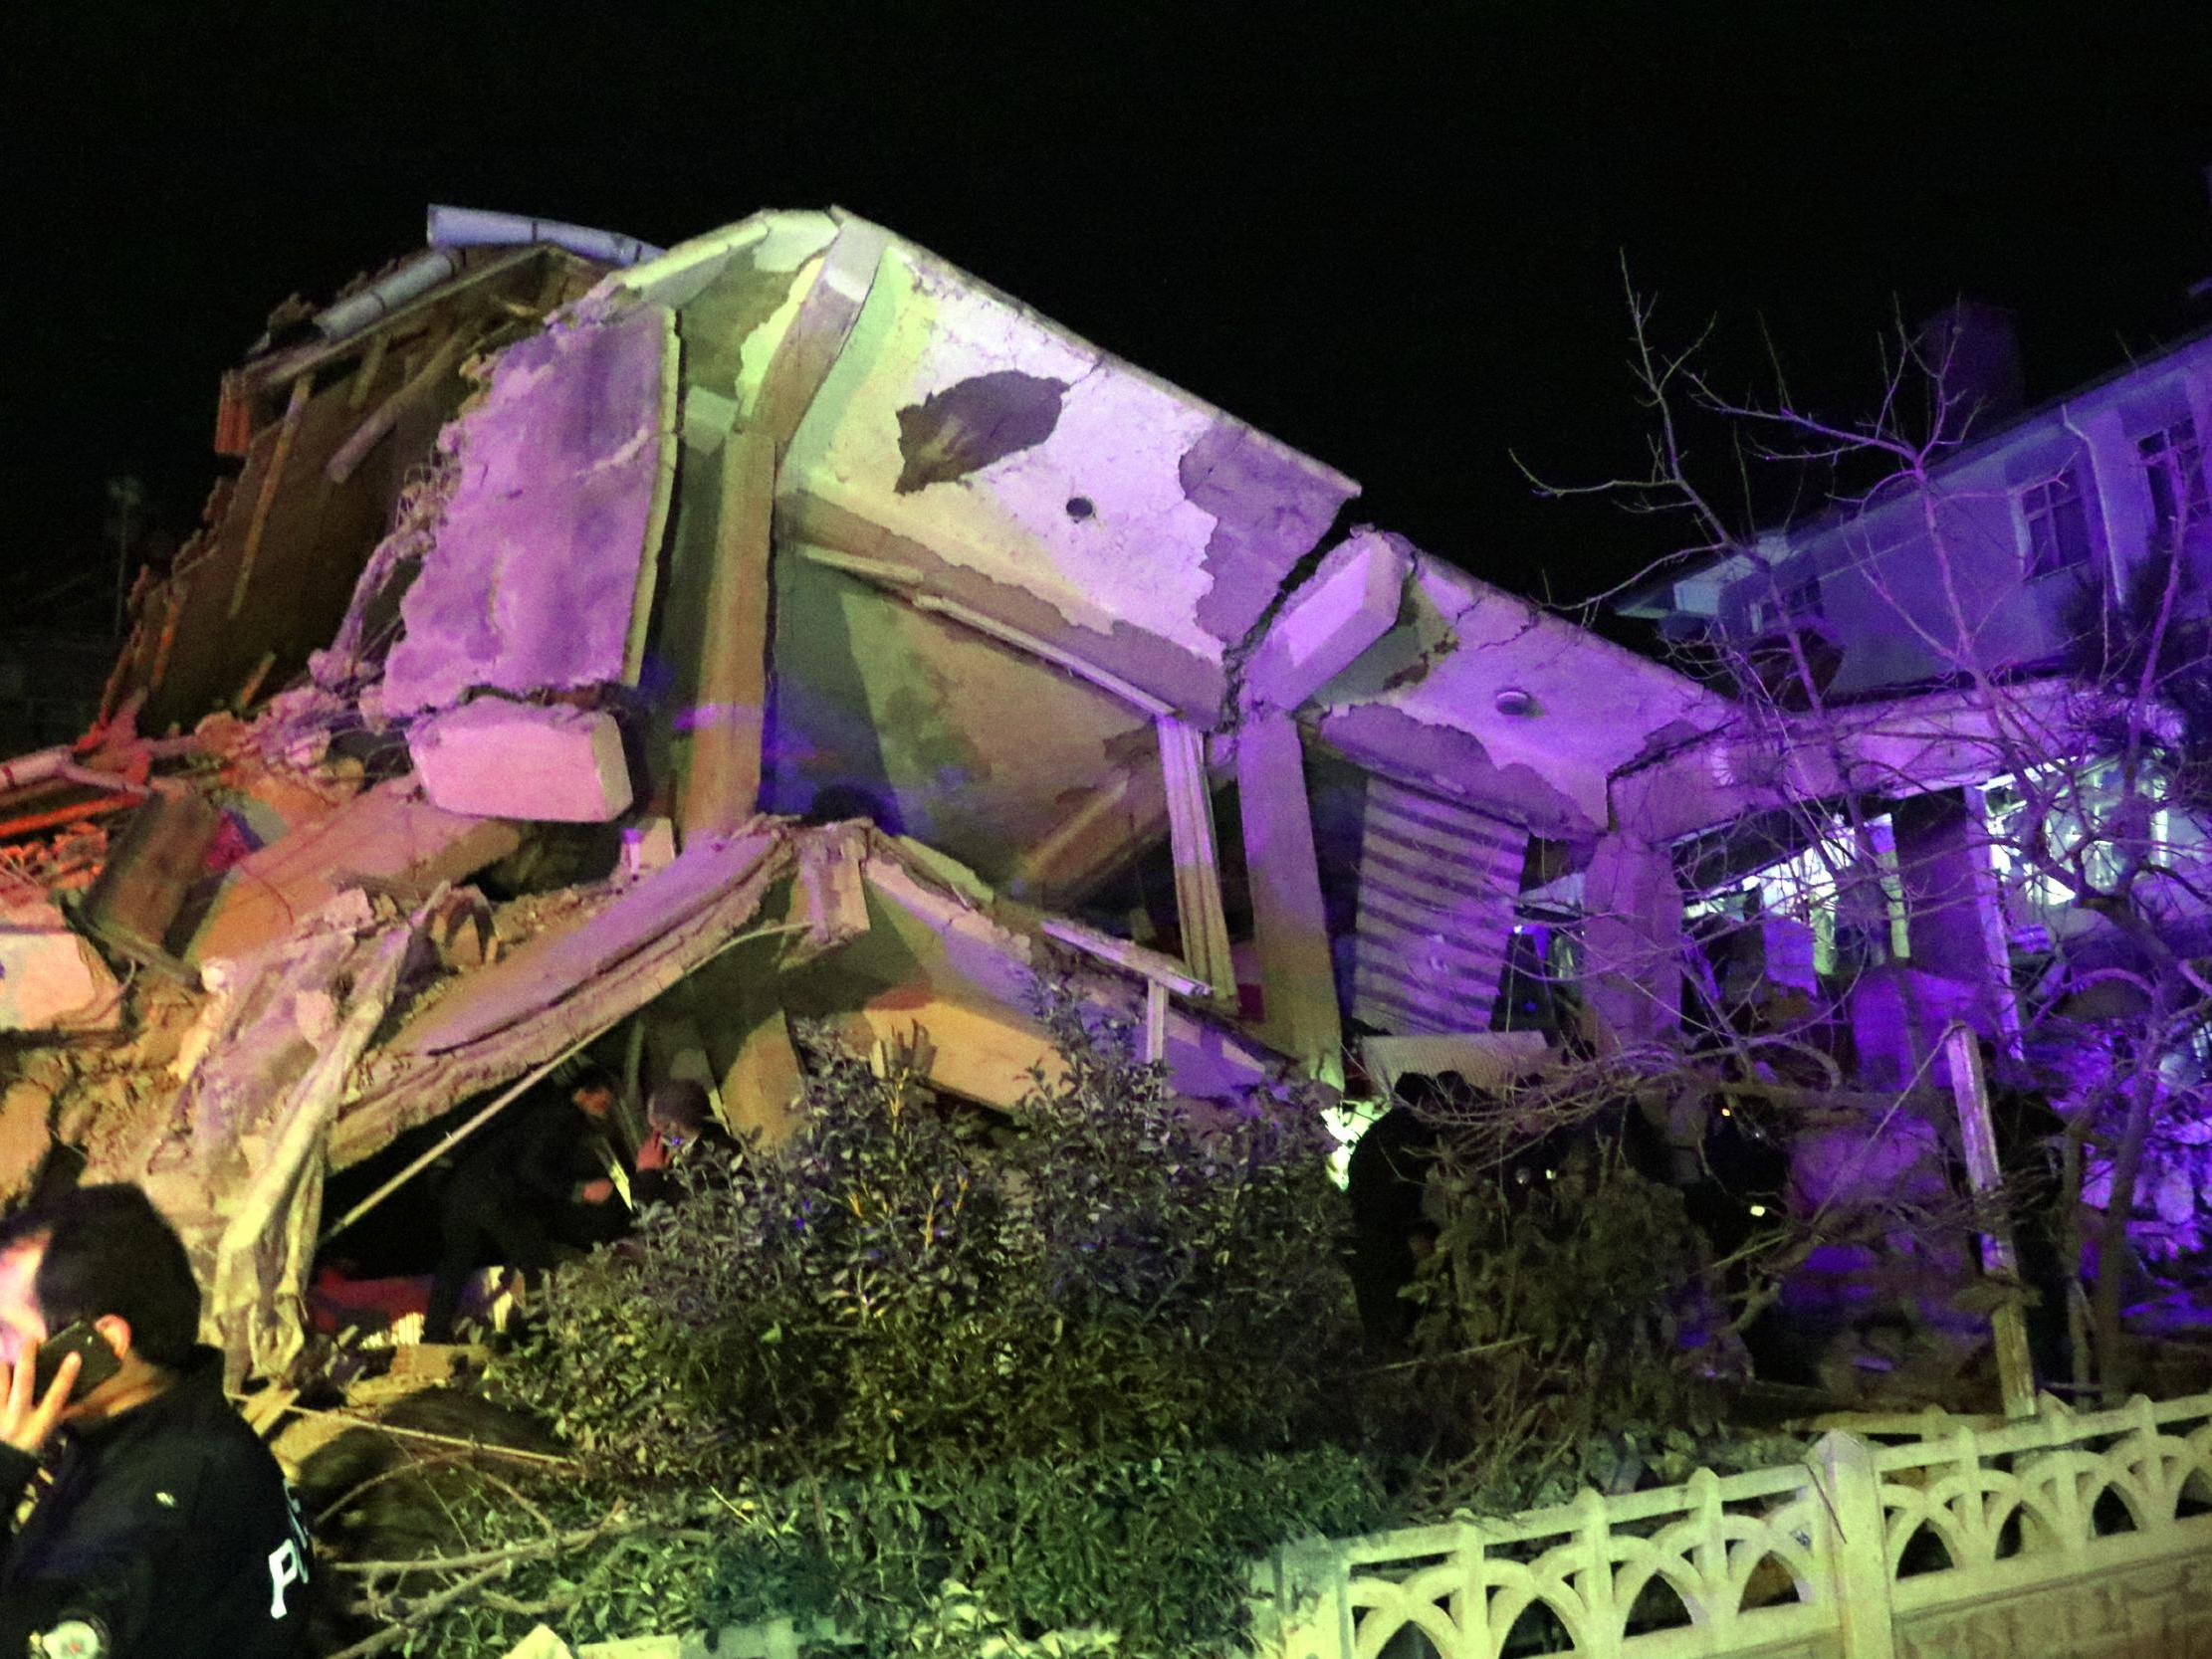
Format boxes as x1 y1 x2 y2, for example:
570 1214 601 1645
8 7 2212 634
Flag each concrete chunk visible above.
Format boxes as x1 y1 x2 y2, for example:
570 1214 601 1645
1241 527 1409 713
410 701 634 822
0 902 122 1033
80 789 224 966
382 303 678 715
185 778 522 965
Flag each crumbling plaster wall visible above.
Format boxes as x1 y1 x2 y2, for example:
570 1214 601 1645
772 220 1356 719
761 561 1152 885
382 301 680 716
1309 545 1731 840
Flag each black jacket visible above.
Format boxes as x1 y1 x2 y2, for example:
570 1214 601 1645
0 1347 312 1658
446 1092 610 1210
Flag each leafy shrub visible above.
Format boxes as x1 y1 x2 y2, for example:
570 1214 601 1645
345 1442 1386 1658
471 987 1372 1654
687 1448 1388 1656
1396 1135 1738 1512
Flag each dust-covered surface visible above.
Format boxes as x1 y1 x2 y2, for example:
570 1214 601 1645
1 206 1787 1396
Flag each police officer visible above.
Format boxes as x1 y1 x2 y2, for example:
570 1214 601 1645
0 1183 311 1657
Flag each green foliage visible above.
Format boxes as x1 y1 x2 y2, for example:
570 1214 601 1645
368 1444 1386 1659
471 987 1369 1654
688 1448 1388 1657
496 990 1352 1483
1397 1135 1740 1512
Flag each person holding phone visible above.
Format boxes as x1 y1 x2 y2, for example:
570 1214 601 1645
0 1184 311 1657
629 1080 739 1210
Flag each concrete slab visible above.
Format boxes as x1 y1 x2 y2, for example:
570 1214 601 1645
410 700 634 822
382 303 678 715
778 225 1357 701
1241 527 1409 713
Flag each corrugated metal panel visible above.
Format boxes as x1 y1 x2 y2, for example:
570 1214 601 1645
1352 778 1526 1035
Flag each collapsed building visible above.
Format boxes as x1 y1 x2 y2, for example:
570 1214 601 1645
0 206 1723 1381
4 206 2190 1390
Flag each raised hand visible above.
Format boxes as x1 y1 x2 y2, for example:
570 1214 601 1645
0 1348 78 1455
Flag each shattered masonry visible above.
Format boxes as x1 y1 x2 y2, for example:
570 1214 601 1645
0 203 2120 1385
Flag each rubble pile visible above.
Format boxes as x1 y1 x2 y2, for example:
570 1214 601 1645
0 204 1841 1392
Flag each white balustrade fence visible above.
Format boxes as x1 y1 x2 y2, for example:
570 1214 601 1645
1251 1390 2212 1659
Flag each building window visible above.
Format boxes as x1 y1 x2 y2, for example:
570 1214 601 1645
2138 416 2210 549
2019 464 2094 578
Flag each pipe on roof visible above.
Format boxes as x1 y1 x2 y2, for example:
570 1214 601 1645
427 204 664 268
313 249 464 343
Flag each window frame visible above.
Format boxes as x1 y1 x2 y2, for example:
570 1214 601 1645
2016 461 2096 580
2137 415 2210 550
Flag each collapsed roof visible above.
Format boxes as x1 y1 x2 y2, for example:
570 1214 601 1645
1 206 1728 1381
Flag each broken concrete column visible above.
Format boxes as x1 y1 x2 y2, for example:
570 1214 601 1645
409 700 634 822
721 1000 806 1150
1234 711 1342 1084
1240 528 1410 712
1889 785 2020 1045
1580 832 1685 1051
673 430 774 842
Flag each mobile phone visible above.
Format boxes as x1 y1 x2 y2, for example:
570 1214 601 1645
33 1323 121 1402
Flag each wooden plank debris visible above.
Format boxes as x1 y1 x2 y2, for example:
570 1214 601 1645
324 325 475 485
229 375 315 618
1943 1022 2039 1419
1155 717 1236 1010
1040 915 1210 1065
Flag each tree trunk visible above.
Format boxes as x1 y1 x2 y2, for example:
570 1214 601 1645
2058 1118 2094 1394
2092 1054 2158 1403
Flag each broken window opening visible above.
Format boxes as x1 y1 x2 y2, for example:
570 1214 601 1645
1981 757 2200 927
1681 811 1905 995
1491 918 1583 1041
2139 415 2210 553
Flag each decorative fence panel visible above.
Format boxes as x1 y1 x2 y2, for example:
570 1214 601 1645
1251 1391 2212 1659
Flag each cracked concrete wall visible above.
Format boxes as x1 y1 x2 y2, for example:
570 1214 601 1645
761 560 1152 889
774 222 1356 719
1310 543 1731 838
383 301 679 716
